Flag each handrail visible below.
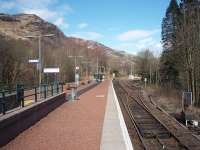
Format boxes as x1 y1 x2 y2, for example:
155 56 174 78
0 83 64 116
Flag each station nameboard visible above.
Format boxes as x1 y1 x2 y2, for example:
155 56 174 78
28 59 39 63
43 68 60 73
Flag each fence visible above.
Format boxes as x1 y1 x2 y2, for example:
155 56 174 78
0 83 64 115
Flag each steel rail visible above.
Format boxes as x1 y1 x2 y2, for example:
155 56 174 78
115 80 189 150
124 80 189 150
114 81 148 150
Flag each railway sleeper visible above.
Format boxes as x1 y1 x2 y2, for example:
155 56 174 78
132 114 157 119
136 121 166 126
137 121 166 126
134 118 159 121
140 131 171 139
136 122 166 127
142 130 169 136
134 119 159 123
114 80 200 150
139 126 168 132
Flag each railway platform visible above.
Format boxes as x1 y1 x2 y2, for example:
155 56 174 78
101 82 133 150
1 80 132 150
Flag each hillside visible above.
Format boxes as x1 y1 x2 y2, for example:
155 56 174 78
0 13 134 85
0 13 132 58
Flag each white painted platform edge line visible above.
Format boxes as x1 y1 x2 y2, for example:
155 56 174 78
111 82 134 150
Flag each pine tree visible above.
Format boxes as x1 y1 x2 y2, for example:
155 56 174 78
162 0 180 52
160 0 181 87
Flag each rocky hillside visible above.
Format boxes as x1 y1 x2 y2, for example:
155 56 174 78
0 13 64 39
0 13 134 85
0 13 132 59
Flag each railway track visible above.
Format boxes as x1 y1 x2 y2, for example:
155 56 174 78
113 79 198 150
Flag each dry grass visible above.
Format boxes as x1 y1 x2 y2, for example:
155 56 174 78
185 106 200 120
145 85 183 114
145 85 200 120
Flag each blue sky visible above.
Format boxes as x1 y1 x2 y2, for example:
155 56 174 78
0 0 175 55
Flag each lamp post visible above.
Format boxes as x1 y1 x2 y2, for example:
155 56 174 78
25 34 55 98
68 55 83 87
82 61 91 81
97 56 99 77
131 62 134 76
68 55 83 101
128 61 135 80
25 34 54 85
99 65 106 81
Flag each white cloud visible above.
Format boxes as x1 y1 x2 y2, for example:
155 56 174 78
70 32 103 40
54 18 64 26
114 29 162 56
17 0 56 9
54 18 69 29
0 0 72 30
135 37 155 49
78 23 88 29
114 37 162 56
23 9 57 20
16 0 73 13
117 29 159 41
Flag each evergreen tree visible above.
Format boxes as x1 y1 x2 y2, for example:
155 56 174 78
162 0 180 52
160 0 200 105
160 0 181 87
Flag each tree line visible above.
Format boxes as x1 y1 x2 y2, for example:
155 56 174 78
0 35 109 89
160 0 200 106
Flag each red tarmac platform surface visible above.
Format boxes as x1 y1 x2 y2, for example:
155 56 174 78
2 80 110 150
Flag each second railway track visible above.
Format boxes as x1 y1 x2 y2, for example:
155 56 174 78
113 79 200 150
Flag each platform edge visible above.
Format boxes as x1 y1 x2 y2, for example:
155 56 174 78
111 81 134 150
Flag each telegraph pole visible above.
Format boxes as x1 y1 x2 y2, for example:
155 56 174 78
150 64 152 84
25 34 55 98
82 61 91 81
131 63 133 76
68 55 83 100
68 55 83 86
96 56 99 80
38 36 42 87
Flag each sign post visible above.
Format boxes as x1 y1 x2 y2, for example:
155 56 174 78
75 73 79 86
144 78 147 88
75 66 80 87
43 68 60 83
182 92 193 111
29 59 39 85
43 68 60 98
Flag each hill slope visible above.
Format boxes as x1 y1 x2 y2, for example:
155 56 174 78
0 13 134 84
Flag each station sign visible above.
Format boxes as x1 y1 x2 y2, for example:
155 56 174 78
43 68 60 73
28 59 39 63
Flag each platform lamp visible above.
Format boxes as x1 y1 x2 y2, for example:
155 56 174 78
82 61 92 82
68 55 83 87
25 34 55 98
68 55 83 100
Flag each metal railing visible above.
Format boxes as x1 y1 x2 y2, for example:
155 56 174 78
0 83 64 115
